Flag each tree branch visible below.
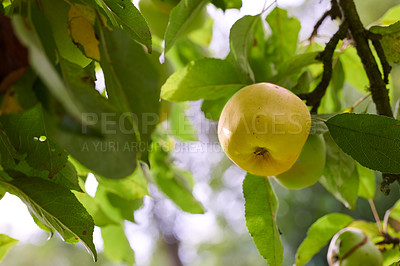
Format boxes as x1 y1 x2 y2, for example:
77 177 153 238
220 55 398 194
367 31 392 85
338 0 393 117
309 0 341 39
299 22 348 112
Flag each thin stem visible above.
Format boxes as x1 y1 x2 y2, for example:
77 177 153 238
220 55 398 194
383 209 391 234
368 198 383 234
394 99 400 119
347 93 371 112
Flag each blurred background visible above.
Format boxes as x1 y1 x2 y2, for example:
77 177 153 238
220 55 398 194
1 0 400 265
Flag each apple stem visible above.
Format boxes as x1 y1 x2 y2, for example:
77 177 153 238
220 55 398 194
368 199 383 234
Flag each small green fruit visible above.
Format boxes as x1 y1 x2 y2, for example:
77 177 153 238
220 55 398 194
327 228 382 266
275 134 325 189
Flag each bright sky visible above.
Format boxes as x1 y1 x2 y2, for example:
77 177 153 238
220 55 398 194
0 0 320 265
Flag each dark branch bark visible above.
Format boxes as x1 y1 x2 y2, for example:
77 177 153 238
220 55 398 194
299 22 348 112
309 0 341 40
338 0 393 117
367 31 392 85
338 0 399 192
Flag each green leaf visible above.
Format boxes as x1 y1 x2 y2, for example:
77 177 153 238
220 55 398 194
0 125 18 164
98 0 152 53
211 0 242 11
341 46 369 91
370 22 400 64
0 105 68 177
4 158 81 191
326 113 400 174
74 191 118 227
2 175 97 261
383 248 400 266
229 15 260 83
164 0 208 53
39 0 91 67
388 198 400 222
243 174 283 265
272 51 321 83
99 26 161 146
49 57 139 179
329 59 345 112
95 163 149 200
377 4 400 25
295 213 353 266
0 185 6 200
101 224 135 266
357 163 376 199
11 15 83 121
0 234 18 262
161 58 244 101
348 220 380 239
201 97 230 121
149 138 205 214
319 133 359 209
95 185 142 223
168 103 198 141
265 7 301 65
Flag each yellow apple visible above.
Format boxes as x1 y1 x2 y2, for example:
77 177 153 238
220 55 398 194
327 228 382 266
218 83 311 177
275 134 325 189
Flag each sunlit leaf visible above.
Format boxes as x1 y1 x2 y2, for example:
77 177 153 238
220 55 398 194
376 4 400 25
98 0 152 53
229 15 260 83
164 0 208 53
357 163 376 199
149 136 205 214
102 224 135 266
39 0 91 67
1 175 97 261
243 174 283 265
68 3 100 61
265 7 301 65
95 185 142 223
341 46 369 92
0 234 18 262
295 213 353 266
211 0 242 11
168 102 197 141
161 58 244 101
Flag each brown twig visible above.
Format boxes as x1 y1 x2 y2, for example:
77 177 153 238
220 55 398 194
309 0 341 40
299 22 348 112
367 31 392 85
